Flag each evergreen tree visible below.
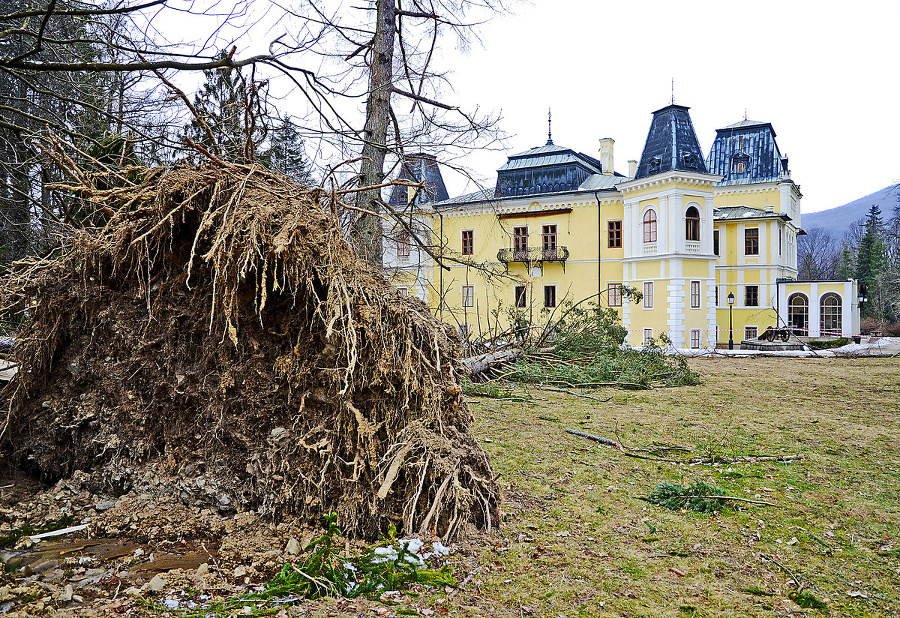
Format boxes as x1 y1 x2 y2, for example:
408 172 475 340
185 55 268 163
264 117 313 186
855 205 886 319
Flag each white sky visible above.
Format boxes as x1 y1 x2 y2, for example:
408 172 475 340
155 0 899 214
438 0 900 213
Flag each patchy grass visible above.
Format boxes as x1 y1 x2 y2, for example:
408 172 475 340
445 356 900 617
95 356 898 617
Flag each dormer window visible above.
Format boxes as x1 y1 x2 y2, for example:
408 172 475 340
682 153 698 170
732 152 750 174
648 156 661 174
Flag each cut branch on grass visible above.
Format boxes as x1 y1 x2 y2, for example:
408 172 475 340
566 429 801 466
539 387 612 402
644 480 776 513
565 429 623 451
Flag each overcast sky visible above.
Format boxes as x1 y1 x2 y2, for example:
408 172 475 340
437 0 900 214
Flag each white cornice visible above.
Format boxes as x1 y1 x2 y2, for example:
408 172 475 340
616 171 723 195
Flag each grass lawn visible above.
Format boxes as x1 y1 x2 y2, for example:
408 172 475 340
444 356 900 617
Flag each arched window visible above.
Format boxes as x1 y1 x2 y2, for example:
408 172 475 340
820 293 842 336
685 206 700 242
788 293 808 335
643 209 657 243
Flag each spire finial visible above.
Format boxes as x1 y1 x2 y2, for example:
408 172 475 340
744 108 748 121
671 78 674 105
546 108 553 145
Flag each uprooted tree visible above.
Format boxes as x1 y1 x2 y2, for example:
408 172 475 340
0 158 500 540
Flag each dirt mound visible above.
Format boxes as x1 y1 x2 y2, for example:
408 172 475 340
0 163 499 540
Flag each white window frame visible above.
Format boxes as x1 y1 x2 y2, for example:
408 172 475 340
643 328 653 346
745 284 759 307
462 285 475 308
514 285 527 308
607 283 622 307
690 329 701 349
543 283 558 308
690 280 701 309
397 287 409 297
744 325 758 340
643 281 654 309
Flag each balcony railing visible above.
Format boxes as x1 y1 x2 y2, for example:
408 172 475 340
497 246 569 264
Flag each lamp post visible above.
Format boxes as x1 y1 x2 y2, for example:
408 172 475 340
727 292 735 350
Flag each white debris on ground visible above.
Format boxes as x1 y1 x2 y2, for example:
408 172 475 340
665 337 900 358
370 538 452 567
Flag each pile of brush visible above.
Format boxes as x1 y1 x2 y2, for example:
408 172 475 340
0 161 499 540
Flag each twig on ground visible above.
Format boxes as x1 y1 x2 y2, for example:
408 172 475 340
539 387 612 402
448 565 483 600
565 429 623 451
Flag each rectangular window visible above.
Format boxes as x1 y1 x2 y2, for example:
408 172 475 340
607 220 622 248
541 224 557 259
690 329 701 349
461 230 474 255
459 324 470 338
607 283 622 307
715 285 719 307
713 230 719 255
462 285 474 307
745 228 759 255
397 287 408 297
514 285 527 308
690 281 701 308
779 227 783 256
643 281 654 309
513 226 528 256
643 328 653 345
745 285 759 307
544 284 557 308
745 326 758 340
396 230 410 259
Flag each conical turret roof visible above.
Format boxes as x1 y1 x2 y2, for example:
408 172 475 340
634 104 707 179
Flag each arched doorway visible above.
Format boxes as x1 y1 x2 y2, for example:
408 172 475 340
787 293 808 335
820 293 842 336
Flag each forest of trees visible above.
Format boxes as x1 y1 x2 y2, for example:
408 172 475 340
0 0 503 270
798 192 900 329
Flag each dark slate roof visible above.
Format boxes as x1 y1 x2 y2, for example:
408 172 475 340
706 119 788 186
713 206 790 221
387 153 449 206
434 172 625 209
494 142 606 198
634 104 708 179
498 144 603 172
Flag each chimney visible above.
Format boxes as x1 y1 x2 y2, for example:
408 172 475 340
780 154 791 179
765 204 774 213
599 138 614 175
628 159 638 178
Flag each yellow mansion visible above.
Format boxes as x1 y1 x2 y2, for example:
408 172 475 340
386 105 860 348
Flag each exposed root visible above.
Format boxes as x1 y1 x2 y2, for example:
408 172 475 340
0 162 499 541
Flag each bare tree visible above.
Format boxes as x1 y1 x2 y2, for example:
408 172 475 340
797 226 840 280
1 0 507 267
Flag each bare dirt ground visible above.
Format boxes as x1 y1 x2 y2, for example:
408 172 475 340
2 356 899 617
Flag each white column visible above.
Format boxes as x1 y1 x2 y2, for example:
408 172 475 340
809 283 820 337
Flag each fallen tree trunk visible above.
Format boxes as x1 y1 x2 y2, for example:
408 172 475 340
462 348 521 378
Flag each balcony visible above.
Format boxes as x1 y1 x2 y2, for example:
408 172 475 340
497 246 569 266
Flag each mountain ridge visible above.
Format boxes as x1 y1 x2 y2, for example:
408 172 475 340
803 184 898 237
